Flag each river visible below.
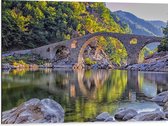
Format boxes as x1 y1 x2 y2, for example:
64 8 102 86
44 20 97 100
2 69 168 122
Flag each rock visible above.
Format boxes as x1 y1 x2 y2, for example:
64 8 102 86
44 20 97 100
108 64 113 69
151 91 168 106
165 111 168 119
38 65 45 68
132 109 165 121
38 63 53 68
125 51 168 72
96 112 110 121
2 98 64 124
2 63 13 70
104 116 115 122
163 102 168 112
114 109 137 121
91 64 99 69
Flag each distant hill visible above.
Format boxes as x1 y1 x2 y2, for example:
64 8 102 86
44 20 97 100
112 10 166 37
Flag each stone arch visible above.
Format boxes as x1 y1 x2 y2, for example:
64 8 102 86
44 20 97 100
77 35 128 66
126 37 162 65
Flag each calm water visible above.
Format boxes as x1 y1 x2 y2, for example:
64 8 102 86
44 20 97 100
2 69 168 122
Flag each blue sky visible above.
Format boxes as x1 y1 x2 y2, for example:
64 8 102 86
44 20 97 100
106 3 168 22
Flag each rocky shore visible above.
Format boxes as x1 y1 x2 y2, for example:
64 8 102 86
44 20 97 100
125 51 168 72
95 91 168 122
2 91 168 123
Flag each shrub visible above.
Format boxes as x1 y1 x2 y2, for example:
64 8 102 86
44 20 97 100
85 58 96 65
13 60 29 68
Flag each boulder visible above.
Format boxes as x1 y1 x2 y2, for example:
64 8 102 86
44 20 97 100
104 116 115 122
165 111 168 119
163 102 168 112
2 63 13 70
151 91 168 106
108 64 113 69
114 109 137 121
91 64 99 69
2 98 64 124
96 112 111 121
131 109 165 121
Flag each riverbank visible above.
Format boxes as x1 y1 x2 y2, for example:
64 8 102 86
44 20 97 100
2 51 168 72
124 51 168 72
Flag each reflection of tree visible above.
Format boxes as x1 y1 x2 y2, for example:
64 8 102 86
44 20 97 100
96 70 127 102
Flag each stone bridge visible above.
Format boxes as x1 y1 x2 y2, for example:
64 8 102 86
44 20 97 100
31 32 162 68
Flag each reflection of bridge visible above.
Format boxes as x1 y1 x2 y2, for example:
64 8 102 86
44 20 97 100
31 32 162 68
3 69 165 101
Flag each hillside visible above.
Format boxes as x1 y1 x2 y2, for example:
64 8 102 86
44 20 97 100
112 10 166 36
149 20 166 29
2 1 129 52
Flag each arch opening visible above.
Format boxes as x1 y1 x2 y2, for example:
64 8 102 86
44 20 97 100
138 42 160 63
53 45 70 62
78 36 128 68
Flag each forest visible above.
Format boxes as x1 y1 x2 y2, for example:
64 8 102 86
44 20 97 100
2 1 130 50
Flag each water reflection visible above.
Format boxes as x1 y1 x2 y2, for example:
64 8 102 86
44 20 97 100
2 69 168 122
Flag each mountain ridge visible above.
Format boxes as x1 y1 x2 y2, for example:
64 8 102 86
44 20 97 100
112 10 166 37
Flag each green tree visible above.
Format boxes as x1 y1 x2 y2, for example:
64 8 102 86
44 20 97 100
158 22 168 52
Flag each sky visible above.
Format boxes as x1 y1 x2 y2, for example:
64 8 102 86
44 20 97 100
106 3 168 22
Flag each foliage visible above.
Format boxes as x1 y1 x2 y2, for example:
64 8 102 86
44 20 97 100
13 60 29 68
96 37 127 66
2 54 49 65
2 1 128 51
158 22 168 52
2 56 15 64
85 58 96 65
139 47 154 63
130 38 137 44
